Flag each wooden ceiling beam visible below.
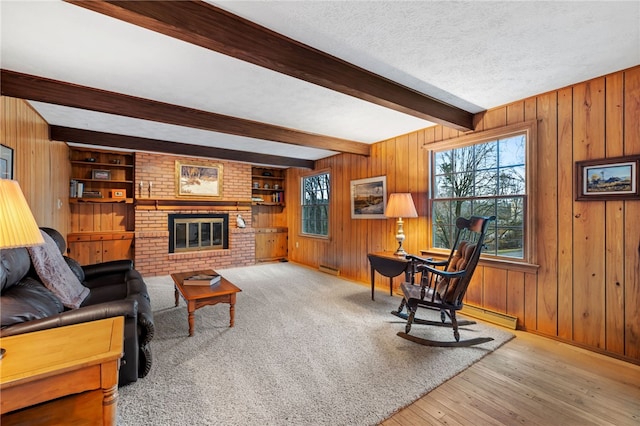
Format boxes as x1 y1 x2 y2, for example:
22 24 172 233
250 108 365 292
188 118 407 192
1 70 369 156
50 126 315 169
67 0 475 131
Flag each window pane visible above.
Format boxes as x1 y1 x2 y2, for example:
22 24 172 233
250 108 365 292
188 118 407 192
499 165 525 195
434 175 453 198
476 141 497 170
475 170 498 196
499 135 525 167
201 223 211 246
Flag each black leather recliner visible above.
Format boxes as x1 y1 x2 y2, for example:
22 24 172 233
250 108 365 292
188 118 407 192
0 228 154 386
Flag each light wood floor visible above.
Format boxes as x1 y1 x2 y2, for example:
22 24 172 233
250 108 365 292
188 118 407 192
381 328 640 425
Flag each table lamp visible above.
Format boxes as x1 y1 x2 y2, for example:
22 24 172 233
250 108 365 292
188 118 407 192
0 179 44 360
385 193 418 256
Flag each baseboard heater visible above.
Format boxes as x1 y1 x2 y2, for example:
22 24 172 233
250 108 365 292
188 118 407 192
319 265 340 276
461 305 518 330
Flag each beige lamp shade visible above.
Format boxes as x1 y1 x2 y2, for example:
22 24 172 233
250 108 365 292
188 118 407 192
0 179 44 249
385 193 418 218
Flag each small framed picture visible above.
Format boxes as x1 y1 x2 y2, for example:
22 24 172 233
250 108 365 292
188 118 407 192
111 189 126 199
350 176 387 219
576 155 640 201
1 144 13 179
92 169 111 180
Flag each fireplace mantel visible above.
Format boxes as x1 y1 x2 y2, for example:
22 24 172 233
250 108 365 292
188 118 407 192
135 199 252 211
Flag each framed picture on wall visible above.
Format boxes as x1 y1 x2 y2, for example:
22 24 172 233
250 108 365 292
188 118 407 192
1 144 13 179
576 155 640 201
175 161 223 197
350 176 387 219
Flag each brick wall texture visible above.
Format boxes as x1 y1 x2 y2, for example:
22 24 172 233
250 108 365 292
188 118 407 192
134 153 255 276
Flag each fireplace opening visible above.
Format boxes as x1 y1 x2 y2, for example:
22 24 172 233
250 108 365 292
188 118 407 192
168 214 229 253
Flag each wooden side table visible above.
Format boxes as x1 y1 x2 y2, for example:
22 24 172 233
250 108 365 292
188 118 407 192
367 252 413 301
0 316 124 426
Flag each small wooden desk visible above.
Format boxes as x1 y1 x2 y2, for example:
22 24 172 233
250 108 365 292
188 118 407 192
171 269 242 336
367 252 413 301
0 316 124 426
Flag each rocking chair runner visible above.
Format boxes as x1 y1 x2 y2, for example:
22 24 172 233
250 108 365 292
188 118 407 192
391 215 496 347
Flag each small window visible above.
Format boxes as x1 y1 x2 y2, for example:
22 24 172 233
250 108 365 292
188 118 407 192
430 125 534 262
301 171 330 237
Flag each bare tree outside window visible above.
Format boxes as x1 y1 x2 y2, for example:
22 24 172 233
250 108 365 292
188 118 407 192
432 135 526 259
301 172 330 237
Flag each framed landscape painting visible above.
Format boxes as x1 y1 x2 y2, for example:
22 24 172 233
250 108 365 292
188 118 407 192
576 155 640 201
176 161 223 198
1 144 13 179
350 176 387 219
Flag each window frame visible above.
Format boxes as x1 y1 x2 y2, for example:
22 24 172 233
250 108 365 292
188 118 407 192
300 169 331 239
426 122 537 265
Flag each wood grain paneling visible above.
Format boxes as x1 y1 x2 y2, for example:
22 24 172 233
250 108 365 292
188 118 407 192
1 96 69 236
287 66 640 363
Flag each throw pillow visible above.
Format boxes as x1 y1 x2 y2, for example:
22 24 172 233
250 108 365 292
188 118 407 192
27 231 89 309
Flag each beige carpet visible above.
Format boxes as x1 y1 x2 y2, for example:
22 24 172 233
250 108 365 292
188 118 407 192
118 262 514 425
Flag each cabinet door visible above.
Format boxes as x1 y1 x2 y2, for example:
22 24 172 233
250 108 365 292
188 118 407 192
273 233 288 258
68 241 103 265
102 239 133 262
255 233 273 261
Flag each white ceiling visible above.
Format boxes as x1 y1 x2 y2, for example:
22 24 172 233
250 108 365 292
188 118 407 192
2 1 639 165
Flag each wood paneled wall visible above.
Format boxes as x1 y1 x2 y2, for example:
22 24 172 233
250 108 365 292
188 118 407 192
287 66 640 363
1 96 69 235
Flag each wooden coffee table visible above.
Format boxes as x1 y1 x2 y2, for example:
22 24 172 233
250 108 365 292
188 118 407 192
171 270 242 336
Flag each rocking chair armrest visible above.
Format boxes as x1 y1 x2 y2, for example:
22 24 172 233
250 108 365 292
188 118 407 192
406 254 448 267
418 264 467 279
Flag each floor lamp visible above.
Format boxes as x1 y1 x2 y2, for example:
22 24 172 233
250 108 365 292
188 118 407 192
0 179 45 359
385 193 418 256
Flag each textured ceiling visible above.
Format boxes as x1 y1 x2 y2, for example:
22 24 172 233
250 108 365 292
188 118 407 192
1 1 639 166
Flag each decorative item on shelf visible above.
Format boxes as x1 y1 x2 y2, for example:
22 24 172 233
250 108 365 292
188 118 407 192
262 171 272 176
139 181 144 198
111 189 126 199
253 182 259 189
385 193 418 256
0 179 46 359
77 182 84 198
274 184 280 190
236 214 246 228
84 157 96 162
91 169 111 180
82 191 103 198
252 196 264 202
264 183 270 189
110 159 121 164
148 181 152 198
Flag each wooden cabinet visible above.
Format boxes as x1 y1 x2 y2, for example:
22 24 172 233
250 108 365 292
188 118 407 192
68 147 135 265
251 167 285 206
67 232 134 265
255 228 288 262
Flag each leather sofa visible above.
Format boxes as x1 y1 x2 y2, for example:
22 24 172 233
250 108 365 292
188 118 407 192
0 228 154 386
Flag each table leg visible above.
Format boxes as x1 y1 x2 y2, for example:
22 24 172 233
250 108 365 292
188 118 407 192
389 277 393 296
174 286 179 307
229 294 236 327
370 264 375 301
187 302 195 336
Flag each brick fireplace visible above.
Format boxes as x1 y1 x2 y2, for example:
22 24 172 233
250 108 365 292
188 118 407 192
133 152 255 277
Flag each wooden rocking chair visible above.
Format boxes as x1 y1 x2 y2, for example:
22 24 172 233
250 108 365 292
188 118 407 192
391 215 496 347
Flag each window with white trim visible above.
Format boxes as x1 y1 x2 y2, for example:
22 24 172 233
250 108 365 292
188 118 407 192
301 171 330 237
430 125 534 261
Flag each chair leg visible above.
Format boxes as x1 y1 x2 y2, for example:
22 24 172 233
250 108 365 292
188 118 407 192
450 310 460 342
405 306 416 333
